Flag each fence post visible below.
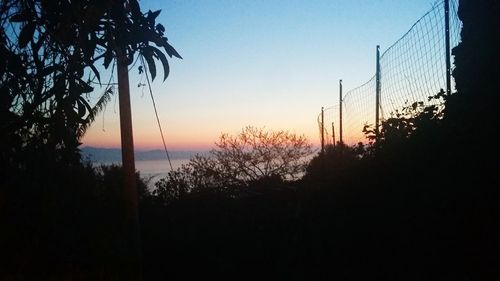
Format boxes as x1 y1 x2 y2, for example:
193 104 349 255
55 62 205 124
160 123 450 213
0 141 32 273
321 107 325 154
332 122 335 148
444 0 452 95
339 79 343 145
375 45 381 143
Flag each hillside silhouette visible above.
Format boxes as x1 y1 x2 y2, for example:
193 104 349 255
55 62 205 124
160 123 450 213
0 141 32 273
81 146 203 162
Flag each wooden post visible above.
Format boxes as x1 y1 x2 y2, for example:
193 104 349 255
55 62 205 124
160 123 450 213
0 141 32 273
116 49 142 280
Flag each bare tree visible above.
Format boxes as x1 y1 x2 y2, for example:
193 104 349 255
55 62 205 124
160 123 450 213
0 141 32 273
210 126 313 182
156 126 314 198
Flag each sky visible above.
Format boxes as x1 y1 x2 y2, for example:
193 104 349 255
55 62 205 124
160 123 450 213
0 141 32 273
82 0 442 151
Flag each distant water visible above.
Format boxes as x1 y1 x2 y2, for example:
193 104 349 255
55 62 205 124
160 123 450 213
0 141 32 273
135 159 189 187
82 147 204 188
93 158 190 189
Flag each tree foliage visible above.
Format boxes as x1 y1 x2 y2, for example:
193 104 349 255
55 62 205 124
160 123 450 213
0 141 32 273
0 0 181 169
361 90 445 151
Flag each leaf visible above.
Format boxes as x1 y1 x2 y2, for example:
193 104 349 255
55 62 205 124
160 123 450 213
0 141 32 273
130 0 141 16
164 42 182 59
151 47 170 81
82 34 97 62
103 50 113 68
148 10 161 20
77 87 113 140
156 23 165 34
78 96 92 114
77 99 86 118
78 80 94 93
411 102 418 110
143 50 156 81
10 13 28 23
18 22 36 48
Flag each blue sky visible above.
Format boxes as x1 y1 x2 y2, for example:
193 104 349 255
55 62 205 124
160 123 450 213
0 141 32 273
82 0 443 150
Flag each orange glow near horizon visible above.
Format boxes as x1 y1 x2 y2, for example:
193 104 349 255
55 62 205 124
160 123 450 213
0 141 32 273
83 130 321 151
82 141 215 151
82 131 218 151
81 116 321 151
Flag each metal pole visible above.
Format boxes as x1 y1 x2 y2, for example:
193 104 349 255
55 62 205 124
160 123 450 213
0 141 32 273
117 49 142 279
444 0 452 95
375 45 381 142
321 107 325 154
332 122 335 148
339 79 343 145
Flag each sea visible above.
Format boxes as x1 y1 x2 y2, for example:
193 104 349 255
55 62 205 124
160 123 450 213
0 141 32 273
135 159 190 187
91 158 191 189
80 146 201 189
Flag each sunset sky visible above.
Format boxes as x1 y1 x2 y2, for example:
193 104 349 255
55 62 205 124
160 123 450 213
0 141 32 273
82 0 442 151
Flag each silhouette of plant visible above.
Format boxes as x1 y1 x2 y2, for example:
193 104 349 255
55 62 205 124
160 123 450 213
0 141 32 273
0 0 181 169
0 1 181 279
154 126 313 203
361 90 445 148
209 126 313 182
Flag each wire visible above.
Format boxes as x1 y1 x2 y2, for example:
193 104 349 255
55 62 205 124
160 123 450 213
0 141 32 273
139 55 174 171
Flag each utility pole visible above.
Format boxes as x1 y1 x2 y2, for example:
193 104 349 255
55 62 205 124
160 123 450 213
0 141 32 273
375 45 381 143
339 79 343 145
321 107 325 154
444 0 452 95
116 49 142 280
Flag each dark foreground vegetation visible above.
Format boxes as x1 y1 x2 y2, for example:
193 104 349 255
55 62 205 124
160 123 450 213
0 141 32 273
1 0 499 280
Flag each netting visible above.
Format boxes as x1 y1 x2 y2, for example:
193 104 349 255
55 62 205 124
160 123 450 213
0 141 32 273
342 77 376 145
317 105 340 147
319 0 462 146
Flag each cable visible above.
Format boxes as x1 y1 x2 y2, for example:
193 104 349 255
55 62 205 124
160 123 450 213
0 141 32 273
139 55 174 171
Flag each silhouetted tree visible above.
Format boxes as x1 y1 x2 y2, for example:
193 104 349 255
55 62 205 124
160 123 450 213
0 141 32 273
207 126 313 182
154 126 313 202
0 0 181 170
0 1 181 279
153 167 192 205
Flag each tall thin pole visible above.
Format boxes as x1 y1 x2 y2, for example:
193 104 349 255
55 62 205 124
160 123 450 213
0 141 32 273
321 107 325 154
444 0 452 95
332 122 335 148
339 79 343 145
117 49 142 279
117 51 138 225
375 45 381 141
